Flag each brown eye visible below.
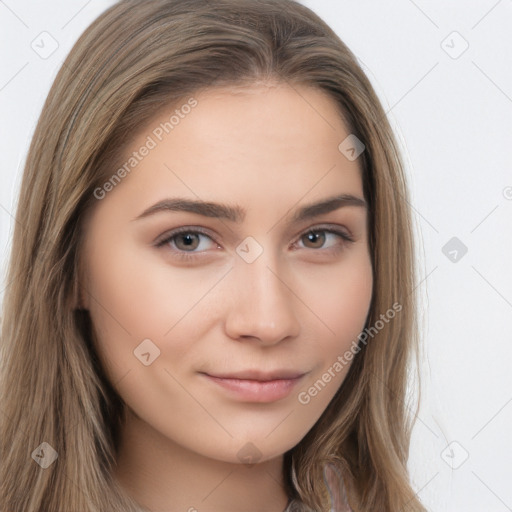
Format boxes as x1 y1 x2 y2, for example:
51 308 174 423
302 231 326 249
174 233 201 251
156 228 218 256
296 227 354 252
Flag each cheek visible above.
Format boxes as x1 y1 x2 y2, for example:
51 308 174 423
331 261 373 341
84 234 225 375
293 252 372 407
300 250 373 343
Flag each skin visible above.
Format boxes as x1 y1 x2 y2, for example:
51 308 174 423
80 82 373 512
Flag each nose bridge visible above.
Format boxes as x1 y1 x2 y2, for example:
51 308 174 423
224 245 300 343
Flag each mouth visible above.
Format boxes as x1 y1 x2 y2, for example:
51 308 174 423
199 370 307 403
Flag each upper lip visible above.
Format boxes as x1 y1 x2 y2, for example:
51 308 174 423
202 369 306 381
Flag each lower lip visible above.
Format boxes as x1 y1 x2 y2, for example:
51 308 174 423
202 374 304 402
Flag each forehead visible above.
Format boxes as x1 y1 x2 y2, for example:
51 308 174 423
179 82 351 155
94 82 364 220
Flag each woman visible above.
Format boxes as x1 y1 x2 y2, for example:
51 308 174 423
0 1 424 511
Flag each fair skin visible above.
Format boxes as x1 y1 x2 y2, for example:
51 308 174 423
80 82 372 512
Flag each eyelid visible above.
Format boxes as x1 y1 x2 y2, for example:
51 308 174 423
154 225 217 247
292 223 354 244
154 223 355 259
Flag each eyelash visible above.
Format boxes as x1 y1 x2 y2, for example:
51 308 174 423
155 225 355 262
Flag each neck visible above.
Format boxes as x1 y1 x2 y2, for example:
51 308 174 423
113 408 290 512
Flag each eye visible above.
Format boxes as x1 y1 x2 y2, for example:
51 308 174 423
155 224 355 262
155 227 219 257
296 226 354 251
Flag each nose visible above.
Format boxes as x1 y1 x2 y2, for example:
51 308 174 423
223 252 301 346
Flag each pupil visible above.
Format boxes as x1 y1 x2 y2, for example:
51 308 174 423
177 233 198 250
306 231 324 247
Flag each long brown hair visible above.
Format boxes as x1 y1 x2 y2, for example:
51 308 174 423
0 1 425 510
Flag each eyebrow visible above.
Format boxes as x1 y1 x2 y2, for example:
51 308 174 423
133 193 367 223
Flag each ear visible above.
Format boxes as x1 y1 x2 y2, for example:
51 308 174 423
72 280 87 310
77 285 89 310
72 265 90 310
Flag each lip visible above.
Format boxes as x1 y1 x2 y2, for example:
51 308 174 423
200 370 307 403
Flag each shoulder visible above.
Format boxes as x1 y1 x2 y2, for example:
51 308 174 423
285 463 353 512
324 462 353 512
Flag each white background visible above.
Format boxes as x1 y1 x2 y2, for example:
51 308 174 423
1 1 511 511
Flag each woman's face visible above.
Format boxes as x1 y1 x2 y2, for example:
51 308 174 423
81 82 372 464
